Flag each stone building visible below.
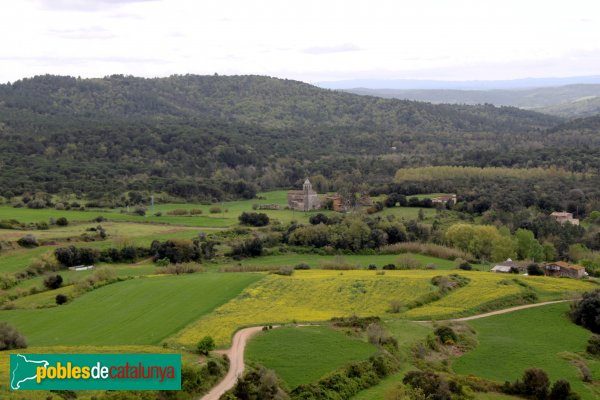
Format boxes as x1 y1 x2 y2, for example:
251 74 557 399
287 179 321 211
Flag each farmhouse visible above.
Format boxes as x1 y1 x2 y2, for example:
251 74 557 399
542 261 586 278
550 211 580 225
491 258 527 273
287 179 321 211
432 194 457 206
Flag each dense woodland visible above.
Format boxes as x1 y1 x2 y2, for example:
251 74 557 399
0 74 580 200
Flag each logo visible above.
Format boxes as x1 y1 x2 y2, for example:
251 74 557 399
10 354 181 390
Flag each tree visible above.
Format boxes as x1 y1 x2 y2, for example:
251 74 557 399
0 322 27 350
522 368 550 399
17 234 39 248
516 229 543 261
569 289 600 333
239 212 269 227
44 274 63 289
197 336 215 355
55 294 68 305
549 379 579 400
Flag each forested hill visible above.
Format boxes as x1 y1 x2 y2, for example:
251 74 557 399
0 75 560 132
0 74 572 201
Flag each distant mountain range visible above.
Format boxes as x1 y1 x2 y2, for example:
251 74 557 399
316 75 600 90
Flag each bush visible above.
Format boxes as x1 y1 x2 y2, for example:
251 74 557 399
229 237 264 258
189 208 203 215
55 294 68 305
549 379 579 400
403 371 451 400
368 264 377 270
396 254 423 270
294 263 310 270
36 221 49 230
0 322 27 350
44 274 63 290
382 264 396 270
209 206 222 214
134 206 146 216
238 212 270 227
56 217 69 226
197 336 215 355
274 266 294 276
17 234 39 248
587 335 600 356
434 326 458 345
515 368 550 400
570 289 600 333
527 263 544 276
157 263 206 275
167 208 189 216
389 300 402 313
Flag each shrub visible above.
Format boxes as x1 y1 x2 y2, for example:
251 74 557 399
17 234 39 248
549 379 578 400
389 300 402 313
209 206 222 214
434 326 458 345
587 335 600 356
396 254 423 270
368 264 377 270
527 263 544 276
570 289 600 333
134 206 146 216
44 274 63 290
517 368 550 400
189 208 203 215
157 263 206 275
55 294 68 305
294 263 310 270
56 217 69 226
27 199 47 209
273 266 294 276
54 203 65 210
0 322 27 350
229 237 264 258
403 371 451 400
167 208 189 216
197 336 215 355
238 212 270 227
380 242 472 261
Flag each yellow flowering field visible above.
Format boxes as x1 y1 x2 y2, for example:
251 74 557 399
170 270 598 348
403 273 596 319
170 270 437 347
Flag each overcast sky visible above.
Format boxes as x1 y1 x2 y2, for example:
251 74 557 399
1 0 599 83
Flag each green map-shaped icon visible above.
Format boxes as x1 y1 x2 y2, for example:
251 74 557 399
10 354 49 390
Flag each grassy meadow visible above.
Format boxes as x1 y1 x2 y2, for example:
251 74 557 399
454 302 600 400
1 273 261 346
246 325 378 388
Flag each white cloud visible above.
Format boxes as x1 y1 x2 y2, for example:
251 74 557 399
0 0 599 83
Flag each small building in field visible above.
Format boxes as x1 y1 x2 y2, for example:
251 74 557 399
68 265 95 271
550 211 580 226
287 179 321 211
491 258 527 273
432 194 457 206
542 261 586 278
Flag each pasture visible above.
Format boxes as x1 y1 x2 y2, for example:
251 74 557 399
246 325 377 388
454 302 600 400
1 273 261 346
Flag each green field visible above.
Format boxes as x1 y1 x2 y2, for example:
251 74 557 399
0 273 261 346
225 253 460 270
454 303 600 400
246 325 377 389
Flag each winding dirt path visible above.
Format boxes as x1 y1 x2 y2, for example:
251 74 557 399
200 326 265 400
418 299 572 323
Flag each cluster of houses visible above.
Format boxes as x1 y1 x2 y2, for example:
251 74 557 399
492 258 587 278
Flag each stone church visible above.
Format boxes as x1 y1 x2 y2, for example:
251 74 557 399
287 179 321 211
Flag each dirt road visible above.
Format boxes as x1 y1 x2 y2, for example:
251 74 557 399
200 326 265 400
419 299 572 323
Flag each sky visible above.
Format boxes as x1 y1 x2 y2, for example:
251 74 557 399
1 0 600 84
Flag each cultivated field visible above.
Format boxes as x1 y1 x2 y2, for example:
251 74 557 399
170 270 596 348
1 273 260 345
246 325 377 388
454 302 600 400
